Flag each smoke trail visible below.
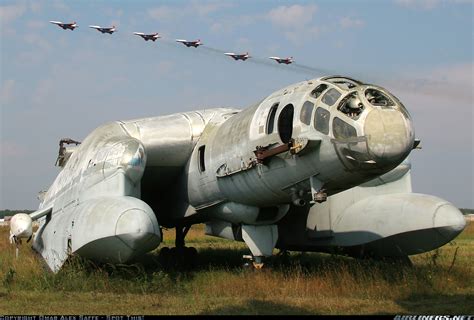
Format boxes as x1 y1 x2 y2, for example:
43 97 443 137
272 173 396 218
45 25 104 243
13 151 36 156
161 40 344 78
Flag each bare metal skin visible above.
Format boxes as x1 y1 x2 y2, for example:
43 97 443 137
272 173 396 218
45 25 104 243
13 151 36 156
10 76 465 271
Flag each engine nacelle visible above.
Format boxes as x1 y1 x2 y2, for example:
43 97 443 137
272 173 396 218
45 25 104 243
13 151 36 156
9 213 33 244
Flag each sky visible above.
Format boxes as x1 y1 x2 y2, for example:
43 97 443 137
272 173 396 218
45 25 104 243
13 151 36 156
0 0 472 210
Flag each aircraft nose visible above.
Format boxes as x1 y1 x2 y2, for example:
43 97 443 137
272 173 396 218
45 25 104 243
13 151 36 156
364 108 414 166
433 203 466 242
115 209 161 251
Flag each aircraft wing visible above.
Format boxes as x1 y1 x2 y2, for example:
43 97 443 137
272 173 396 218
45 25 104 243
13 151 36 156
134 32 145 36
49 21 63 25
89 25 101 29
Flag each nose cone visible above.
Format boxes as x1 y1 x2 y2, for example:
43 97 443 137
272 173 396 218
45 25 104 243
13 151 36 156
115 209 161 252
364 109 414 166
434 203 466 242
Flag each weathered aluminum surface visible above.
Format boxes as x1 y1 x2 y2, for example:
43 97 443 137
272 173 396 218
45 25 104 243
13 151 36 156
15 76 465 271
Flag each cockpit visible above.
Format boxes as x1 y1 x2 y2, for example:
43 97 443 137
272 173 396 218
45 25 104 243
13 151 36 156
254 75 414 171
300 76 414 170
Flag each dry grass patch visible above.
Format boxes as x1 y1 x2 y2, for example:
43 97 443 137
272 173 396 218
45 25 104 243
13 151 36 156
1 221 473 314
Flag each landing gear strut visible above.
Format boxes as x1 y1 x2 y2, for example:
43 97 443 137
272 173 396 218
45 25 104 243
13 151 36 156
158 225 198 268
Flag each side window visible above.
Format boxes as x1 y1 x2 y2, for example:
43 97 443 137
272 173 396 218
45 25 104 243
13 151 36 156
333 117 357 139
278 104 294 143
322 88 342 106
266 103 279 134
198 145 206 172
311 84 328 99
314 107 330 135
300 101 315 125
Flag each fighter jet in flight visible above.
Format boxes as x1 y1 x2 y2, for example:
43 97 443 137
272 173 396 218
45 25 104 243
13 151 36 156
224 52 251 61
49 21 78 30
10 76 466 271
176 39 203 48
269 56 294 64
134 32 161 42
89 25 116 34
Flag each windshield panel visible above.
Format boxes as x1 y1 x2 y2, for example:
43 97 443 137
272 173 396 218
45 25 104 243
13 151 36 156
322 88 342 106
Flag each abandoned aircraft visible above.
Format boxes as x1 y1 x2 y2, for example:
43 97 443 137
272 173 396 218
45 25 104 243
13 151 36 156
9 75 466 271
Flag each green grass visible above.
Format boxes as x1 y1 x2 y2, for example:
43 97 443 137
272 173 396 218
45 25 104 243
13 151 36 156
0 222 472 315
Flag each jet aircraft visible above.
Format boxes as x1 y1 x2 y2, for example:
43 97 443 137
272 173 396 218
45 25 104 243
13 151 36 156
224 52 251 61
10 76 466 271
89 25 116 34
134 32 161 42
269 56 294 64
49 21 78 30
176 39 203 48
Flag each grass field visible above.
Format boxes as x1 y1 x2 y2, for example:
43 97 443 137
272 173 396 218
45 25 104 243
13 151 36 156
0 222 473 315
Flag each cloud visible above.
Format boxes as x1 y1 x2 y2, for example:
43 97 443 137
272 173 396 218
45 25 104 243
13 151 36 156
266 4 320 45
387 62 473 104
0 79 16 105
267 4 318 29
339 17 365 28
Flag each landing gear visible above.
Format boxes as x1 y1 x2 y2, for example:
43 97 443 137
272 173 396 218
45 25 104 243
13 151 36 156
241 224 279 269
242 254 265 269
158 225 198 269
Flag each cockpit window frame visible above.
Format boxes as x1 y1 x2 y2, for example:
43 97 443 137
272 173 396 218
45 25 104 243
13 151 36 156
314 107 330 135
321 87 342 107
300 101 315 126
332 117 357 140
364 88 395 108
337 90 364 120
266 103 279 134
310 84 328 100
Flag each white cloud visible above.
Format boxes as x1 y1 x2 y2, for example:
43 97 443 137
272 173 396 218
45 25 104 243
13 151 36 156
0 79 16 105
267 4 318 29
266 4 320 46
388 62 473 104
339 17 365 28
